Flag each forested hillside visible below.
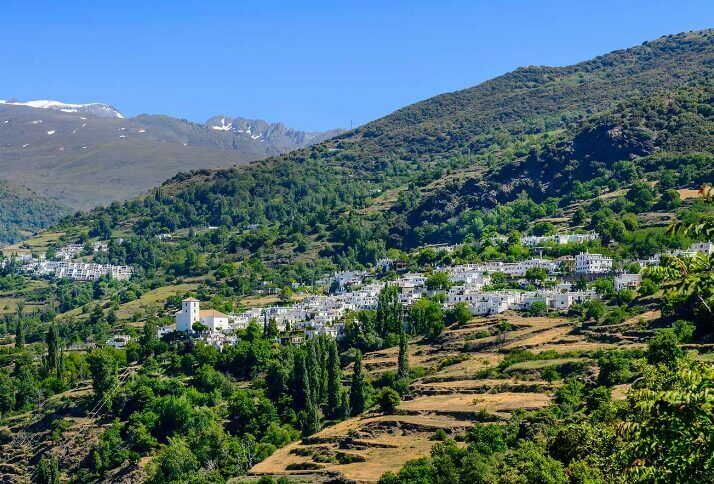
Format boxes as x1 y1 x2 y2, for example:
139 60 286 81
0 180 69 245
53 31 714 262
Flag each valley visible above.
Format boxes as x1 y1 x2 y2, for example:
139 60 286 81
0 28 712 484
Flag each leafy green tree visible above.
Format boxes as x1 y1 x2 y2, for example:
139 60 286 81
36 454 60 484
349 351 366 416
672 320 695 343
638 278 658 296
139 318 159 358
87 349 119 406
0 372 15 414
554 379 585 415
408 298 444 340
660 188 681 209
377 284 403 338
425 272 452 291
300 391 321 438
501 442 568 484
619 360 713 483
525 267 548 287
584 300 605 323
445 302 471 327
265 318 280 339
646 330 683 367
92 421 134 474
397 329 409 380
292 351 309 412
279 286 293 303
597 351 630 386
627 182 655 212
146 437 199 484
573 207 588 226
12 353 38 408
528 301 548 317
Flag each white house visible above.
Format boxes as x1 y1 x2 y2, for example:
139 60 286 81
106 335 131 348
200 309 230 332
615 273 642 291
575 252 613 274
690 241 714 255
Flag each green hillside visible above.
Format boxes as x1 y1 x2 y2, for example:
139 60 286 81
54 30 713 261
0 179 69 246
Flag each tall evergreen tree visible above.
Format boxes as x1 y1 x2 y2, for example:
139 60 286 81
397 329 409 380
306 341 321 404
339 388 351 420
45 322 61 376
301 391 321 438
350 350 366 416
326 339 342 418
292 350 309 412
318 335 329 405
14 317 25 349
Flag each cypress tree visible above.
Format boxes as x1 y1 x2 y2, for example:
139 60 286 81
339 388 350 420
45 322 61 375
306 341 321 404
349 350 366 416
326 339 342 418
318 335 329 404
14 318 25 349
292 351 309 412
301 391 321 438
397 329 409 380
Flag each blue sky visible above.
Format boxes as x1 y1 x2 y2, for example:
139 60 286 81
0 1 711 131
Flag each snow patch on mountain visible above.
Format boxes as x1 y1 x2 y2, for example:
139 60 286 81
0 99 123 119
212 118 233 131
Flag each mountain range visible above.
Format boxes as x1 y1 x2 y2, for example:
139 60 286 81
0 100 343 211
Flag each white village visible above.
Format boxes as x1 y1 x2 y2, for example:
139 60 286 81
2 233 712 351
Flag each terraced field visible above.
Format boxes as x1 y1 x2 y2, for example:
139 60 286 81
249 312 643 482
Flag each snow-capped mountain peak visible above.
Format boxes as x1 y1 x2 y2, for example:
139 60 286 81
0 99 124 118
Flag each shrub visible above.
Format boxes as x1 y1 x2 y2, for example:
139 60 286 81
672 320 695 343
646 330 683 367
377 388 401 414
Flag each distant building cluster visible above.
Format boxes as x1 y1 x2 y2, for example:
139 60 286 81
21 260 132 281
521 231 600 247
3 241 132 281
635 241 714 267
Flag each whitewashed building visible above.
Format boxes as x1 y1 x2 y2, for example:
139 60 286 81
575 252 613 274
615 273 642 291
